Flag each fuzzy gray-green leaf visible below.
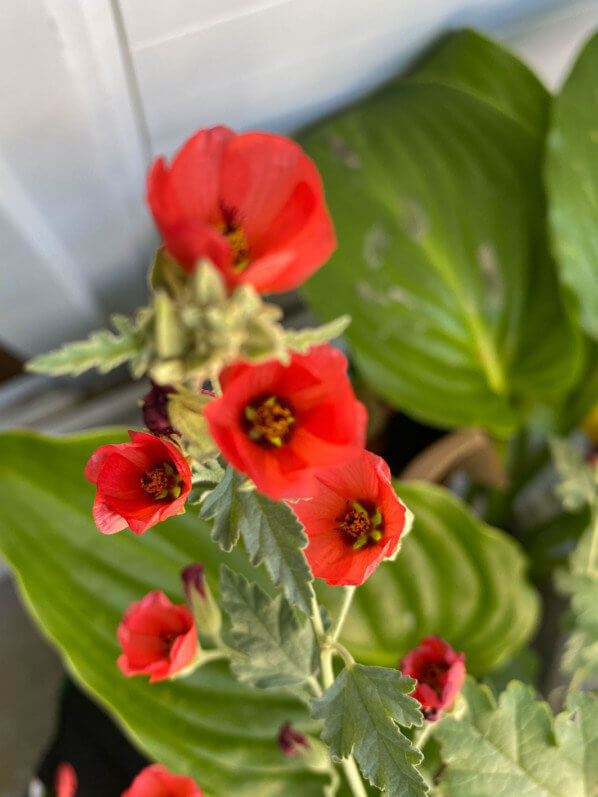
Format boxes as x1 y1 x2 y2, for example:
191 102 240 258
239 489 314 615
200 468 314 613
219 566 318 689
27 314 147 377
199 466 244 552
284 315 351 353
312 664 427 796
436 679 597 796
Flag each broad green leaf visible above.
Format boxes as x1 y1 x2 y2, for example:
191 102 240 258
406 29 548 137
0 430 327 796
436 679 598 796
300 31 580 435
311 664 427 796
546 32 598 340
219 566 318 689
284 315 351 353
200 466 245 552
202 466 314 615
27 313 152 377
329 481 539 676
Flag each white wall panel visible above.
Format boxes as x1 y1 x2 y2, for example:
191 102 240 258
1 0 598 358
0 0 154 356
121 0 568 156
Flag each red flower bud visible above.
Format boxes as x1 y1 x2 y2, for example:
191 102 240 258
292 450 409 586
54 763 77 797
147 127 336 294
204 345 367 500
400 635 466 721
142 381 178 437
85 431 192 535
278 721 309 756
117 591 197 683
182 562 207 600
181 563 222 638
121 764 203 796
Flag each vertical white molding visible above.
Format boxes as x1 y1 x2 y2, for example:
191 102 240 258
41 0 150 217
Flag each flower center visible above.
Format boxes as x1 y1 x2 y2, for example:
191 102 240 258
217 203 250 272
419 660 450 697
158 629 179 654
140 462 183 501
336 501 384 551
244 396 295 447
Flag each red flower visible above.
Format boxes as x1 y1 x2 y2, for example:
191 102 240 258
122 764 203 797
204 345 367 500
292 450 408 586
400 635 466 721
147 126 335 293
117 591 197 683
85 431 192 535
54 763 77 797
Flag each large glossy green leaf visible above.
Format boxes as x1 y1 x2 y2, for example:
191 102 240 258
0 430 539 793
0 430 326 797
546 32 598 340
300 30 580 435
320 481 540 676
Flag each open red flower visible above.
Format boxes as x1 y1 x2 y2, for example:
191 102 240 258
54 763 77 797
85 431 192 535
292 450 409 586
400 635 466 721
117 591 197 683
122 764 203 797
147 126 335 293
204 345 367 500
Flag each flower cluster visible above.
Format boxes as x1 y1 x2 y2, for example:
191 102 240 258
72 125 465 794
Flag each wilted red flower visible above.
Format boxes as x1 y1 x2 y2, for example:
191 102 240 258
85 431 192 535
400 635 466 721
292 450 408 586
122 764 203 797
277 721 309 757
147 126 335 293
142 381 178 437
117 591 197 683
54 763 77 797
204 345 367 500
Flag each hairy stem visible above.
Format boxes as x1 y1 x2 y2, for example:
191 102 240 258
309 593 367 797
331 585 356 642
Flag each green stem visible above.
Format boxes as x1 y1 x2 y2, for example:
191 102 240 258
414 721 434 751
309 593 367 797
331 585 356 643
341 755 369 797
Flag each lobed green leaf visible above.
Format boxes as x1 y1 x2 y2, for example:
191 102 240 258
312 664 427 795
436 679 598 796
219 566 318 689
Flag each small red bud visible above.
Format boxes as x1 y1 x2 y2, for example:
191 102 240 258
180 562 221 638
142 381 178 437
182 562 207 600
277 722 309 757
